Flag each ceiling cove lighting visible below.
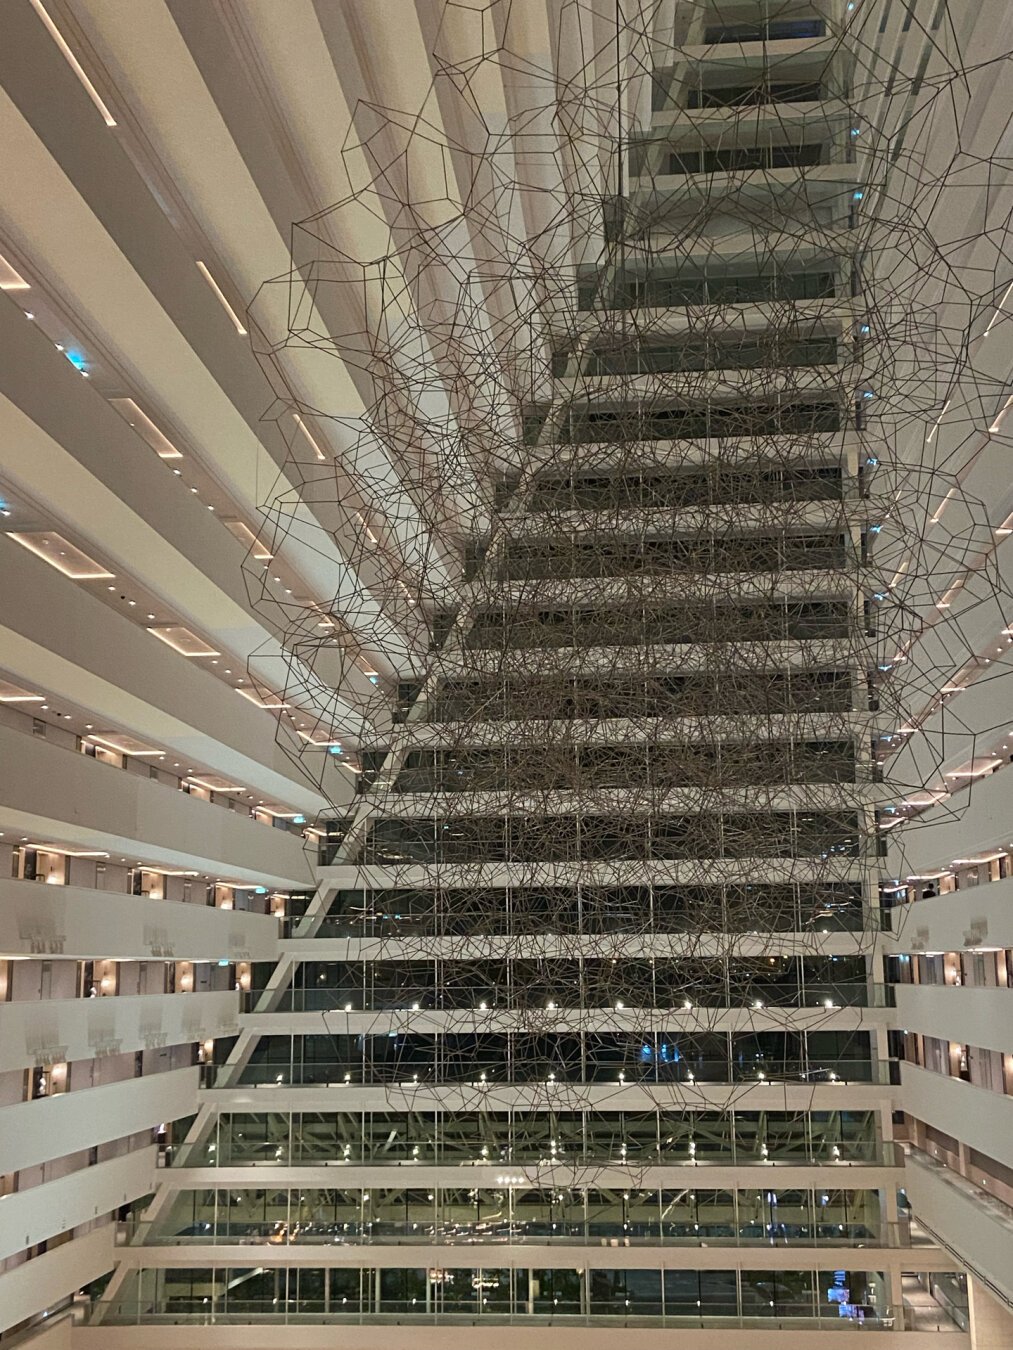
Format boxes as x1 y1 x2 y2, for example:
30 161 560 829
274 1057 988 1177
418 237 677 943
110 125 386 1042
297 731 343 747
0 680 45 703
86 732 163 756
147 625 221 657
28 0 117 126
25 844 110 858
928 487 957 524
196 261 247 336
236 687 290 709
0 252 30 291
223 518 273 560
7 531 114 579
185 774 244 793
108 398 182 459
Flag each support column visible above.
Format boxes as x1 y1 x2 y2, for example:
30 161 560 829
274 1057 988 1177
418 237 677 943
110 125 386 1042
969 1278 1013 1349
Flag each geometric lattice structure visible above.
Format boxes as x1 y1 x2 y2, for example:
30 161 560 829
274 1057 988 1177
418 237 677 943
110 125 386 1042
97 0 1013 1333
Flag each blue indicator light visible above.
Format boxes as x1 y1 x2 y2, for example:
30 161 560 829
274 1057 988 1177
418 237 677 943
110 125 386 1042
853 190 863 200
65 349 87 371
328 745 342 755
293 814 306 825
217 959 230 967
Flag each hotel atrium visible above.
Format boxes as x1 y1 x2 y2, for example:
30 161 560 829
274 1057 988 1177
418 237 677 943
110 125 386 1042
1 1 1012 1348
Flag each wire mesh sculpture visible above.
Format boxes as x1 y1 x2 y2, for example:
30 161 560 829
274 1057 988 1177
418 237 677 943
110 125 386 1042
224 0 1013 1186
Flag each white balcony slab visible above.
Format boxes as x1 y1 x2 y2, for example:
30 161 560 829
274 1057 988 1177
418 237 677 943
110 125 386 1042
0 1066 198 1175
204 1081 895 1116
904 1149 1013 1309
893 984 1013 1056
0 877 279 961
0 1146 155 1263
0 721 313 889
0 990 239 1074
893 765 1013 881
886 879 1013 956
0 1225 113 1333
71 1330 965 1350
899 1063 1013 1171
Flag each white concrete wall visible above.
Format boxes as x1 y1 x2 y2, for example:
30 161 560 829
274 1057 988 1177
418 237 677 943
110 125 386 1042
904 1151 1013 1308
897 768 1013 878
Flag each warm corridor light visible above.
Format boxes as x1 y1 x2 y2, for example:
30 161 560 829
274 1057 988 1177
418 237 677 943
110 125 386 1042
196 261 248 336
983 280 1013 336
25 844 110 858
8 531 114 579
186 774 244 793
28 0 117 126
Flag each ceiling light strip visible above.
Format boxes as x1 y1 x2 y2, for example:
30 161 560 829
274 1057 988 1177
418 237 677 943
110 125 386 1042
293 414 326 461
28 0 117 126
196 261 247 336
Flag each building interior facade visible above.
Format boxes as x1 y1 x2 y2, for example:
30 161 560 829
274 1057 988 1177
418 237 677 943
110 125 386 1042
1 2 1012 1349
